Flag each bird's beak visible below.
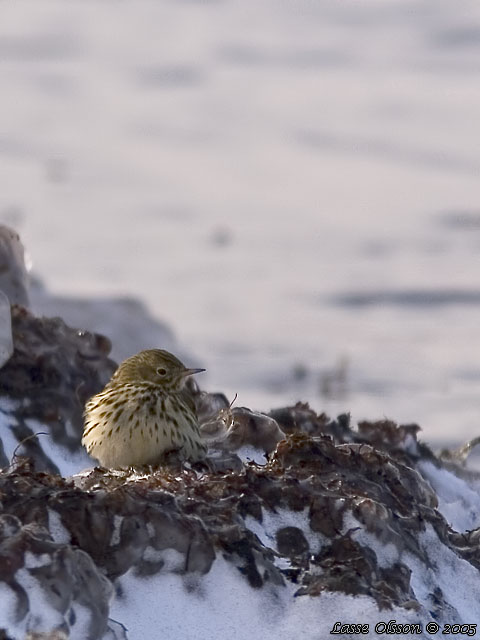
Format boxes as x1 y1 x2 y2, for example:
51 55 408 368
182 367 206 377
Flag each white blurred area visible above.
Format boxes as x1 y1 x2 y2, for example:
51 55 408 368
1 0 480 443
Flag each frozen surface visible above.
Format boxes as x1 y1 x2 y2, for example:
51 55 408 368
1 0 480 444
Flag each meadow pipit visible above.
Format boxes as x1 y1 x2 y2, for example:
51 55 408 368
82 349 207 467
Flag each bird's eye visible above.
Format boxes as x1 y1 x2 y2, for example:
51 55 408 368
157 367 167 376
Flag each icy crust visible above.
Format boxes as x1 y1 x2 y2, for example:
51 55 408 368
2 423 480 638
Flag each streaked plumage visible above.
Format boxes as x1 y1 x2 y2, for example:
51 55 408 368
82 349 207 467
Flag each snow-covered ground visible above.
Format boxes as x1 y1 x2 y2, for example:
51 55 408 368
3 388 480 639
1 0 480 445
108 558 428 640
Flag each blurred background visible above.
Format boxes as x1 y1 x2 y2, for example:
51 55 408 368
1 0 480 446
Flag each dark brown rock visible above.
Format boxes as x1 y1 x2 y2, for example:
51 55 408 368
276 527 309 557
0 306 116 471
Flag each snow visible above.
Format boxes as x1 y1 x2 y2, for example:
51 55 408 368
0 583 20 630
0 401 92 476
48 508 71 545
418 461 480 532
142 548 185 572
0 396 20 414
23 418 93 477
342 511 401 569
0 405 21 464
105 463 480 638
109 556 428 640
15 567 65 636
236 445 269 465
246 506 324 555
408 525 480 623
111 555 289 640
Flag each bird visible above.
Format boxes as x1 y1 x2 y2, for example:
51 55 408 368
82 349 207 467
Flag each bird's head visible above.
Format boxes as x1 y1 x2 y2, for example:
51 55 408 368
111 349 205 391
